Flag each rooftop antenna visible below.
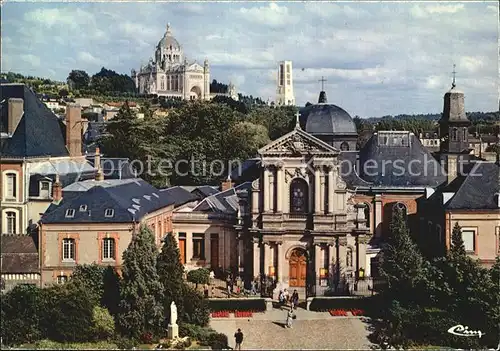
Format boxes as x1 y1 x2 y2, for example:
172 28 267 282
451 64 457 89
319 76 327 91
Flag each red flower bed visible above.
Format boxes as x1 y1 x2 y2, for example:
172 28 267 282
212 311 230 318
329 309 348 316
234 311 253 318
350 309 365 316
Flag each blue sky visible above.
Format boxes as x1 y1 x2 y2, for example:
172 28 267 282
2 1 498 117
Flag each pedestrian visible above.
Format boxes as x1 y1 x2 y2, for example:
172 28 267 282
285 308 294 328
284 289 290 304
234 328 244 350
278 290 285 305
291 289 299 310
211 286 215 298
203 284 209 298
209 270 215 280
250 280 256 295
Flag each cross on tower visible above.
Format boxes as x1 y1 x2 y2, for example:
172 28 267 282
452 64 457 88
319 76 327 91
295 111 301 129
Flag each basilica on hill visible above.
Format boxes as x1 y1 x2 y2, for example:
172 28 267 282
132 24 212 100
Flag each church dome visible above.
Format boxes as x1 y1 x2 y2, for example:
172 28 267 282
300 91 357 136
157 23 181 50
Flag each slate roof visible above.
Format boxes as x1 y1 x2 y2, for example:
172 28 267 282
160 186 199 207
1 235 39 274
194 182 252 214
357 132 447 188
230 158 261 183
299 91 357 136
446 161 500 210
41 178 175 223
86 156 136 180
1 84 69 158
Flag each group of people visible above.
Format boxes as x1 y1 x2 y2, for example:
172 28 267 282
278 289 300 310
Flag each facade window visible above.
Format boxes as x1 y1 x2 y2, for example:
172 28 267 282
40 181 51 198
192 233 205 260
62 238 76 261
6 211 16 234
104 209 114 218
290 178 308 213
364 205 370 228
102 238 116 260
79 205 87 212
340 142 350 151
451 128 458 141
6 174 16 199
462 128 467 141
461 229 475 253
65 209 75 218
57 275 68 284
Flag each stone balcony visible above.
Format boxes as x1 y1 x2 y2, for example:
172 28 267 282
256 211 351 232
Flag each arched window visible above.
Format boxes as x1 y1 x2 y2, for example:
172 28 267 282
290 178 308 213
392 202 407 219
462 128 467 141
340 142 349 151
451 128 458 141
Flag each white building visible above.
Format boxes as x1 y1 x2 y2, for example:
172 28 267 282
276 61 295 106
132 23 210 100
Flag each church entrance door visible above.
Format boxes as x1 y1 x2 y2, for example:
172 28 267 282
289 248 307 287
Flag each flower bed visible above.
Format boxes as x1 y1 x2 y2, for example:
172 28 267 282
234 311 253 318
350 309 365 316
211 311 230 318
329 309 348 316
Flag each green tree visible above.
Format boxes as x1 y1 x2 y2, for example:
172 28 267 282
92 306 115 340
450 222 466 258
181 285 210 327
68 264 106 305
117 225 164 340
157 232 185 325
186 268 210 289
379 207 427 305
228 122 270 159
102 266 121 316
67 70 90 90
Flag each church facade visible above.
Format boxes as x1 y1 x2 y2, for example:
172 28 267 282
131 24 211 100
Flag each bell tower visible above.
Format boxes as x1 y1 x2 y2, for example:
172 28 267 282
439 65 470 154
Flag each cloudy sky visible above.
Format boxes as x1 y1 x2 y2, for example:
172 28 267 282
2 1 499 117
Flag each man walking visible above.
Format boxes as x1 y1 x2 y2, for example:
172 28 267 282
234 328 244 350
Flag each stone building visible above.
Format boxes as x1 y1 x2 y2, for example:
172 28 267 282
132 24 211 100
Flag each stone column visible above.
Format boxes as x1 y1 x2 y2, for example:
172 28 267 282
186 232 193 263
277 242 283 283
263 242 273 276
374 195 382 237
204 232 211 268
252 190 258 213
263 167 270 212
276 165 284 213
328 167 334 214
269 169 275 212
320 173 326 213
315 244 321 286
314 166 321 214
253 239 261 279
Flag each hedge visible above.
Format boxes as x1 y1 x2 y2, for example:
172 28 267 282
207 298 266 312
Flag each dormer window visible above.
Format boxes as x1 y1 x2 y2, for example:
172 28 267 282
79 205 87 212
65 209 75 218
104 209 114 218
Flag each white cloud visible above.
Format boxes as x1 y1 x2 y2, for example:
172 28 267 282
233 3 300 27
77 51 101 65
460 56 486 73
20 54 41 67
425 4 465 14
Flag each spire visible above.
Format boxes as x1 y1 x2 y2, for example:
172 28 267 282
318 91 327 103
166 23 171 35
318 76 327 91
451 64 457 89
295 111 301 129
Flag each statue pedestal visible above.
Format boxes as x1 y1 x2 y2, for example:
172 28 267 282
168 323 179 339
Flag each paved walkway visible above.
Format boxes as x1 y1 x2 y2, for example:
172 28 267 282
210 307 375 350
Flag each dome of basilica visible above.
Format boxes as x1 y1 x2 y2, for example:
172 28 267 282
157 23 181 50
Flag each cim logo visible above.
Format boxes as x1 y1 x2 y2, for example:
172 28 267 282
447 324 485 338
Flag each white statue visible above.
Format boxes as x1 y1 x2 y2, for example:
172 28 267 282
170 301 178 326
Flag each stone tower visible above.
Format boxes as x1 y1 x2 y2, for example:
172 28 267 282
276 60 295 106
438 77 470 154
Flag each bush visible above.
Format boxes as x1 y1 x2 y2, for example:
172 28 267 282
182 285 210 327
203 333 229 350
207 298 266 313
33 339 119 349
187 268 210 288
179 323 217 345
92 306 115 340
113 335 137 350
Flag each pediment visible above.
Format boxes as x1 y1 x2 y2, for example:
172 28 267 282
258 127 339 156
187 63 203 71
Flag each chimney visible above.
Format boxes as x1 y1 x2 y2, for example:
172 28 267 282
52 174 62 202
8 98 24 135
66 103 82 157
95 147 104 181
447 155 458 184
221 175 234 192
